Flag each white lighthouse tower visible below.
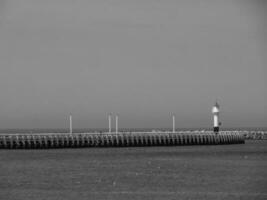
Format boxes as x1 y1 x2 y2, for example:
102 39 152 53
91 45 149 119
212 101 220 134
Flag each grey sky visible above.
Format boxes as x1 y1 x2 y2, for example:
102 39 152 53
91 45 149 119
0 0 266 129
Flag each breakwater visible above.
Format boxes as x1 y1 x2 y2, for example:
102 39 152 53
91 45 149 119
0 131 244 149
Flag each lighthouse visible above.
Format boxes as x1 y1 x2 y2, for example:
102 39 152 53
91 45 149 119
212 101 220 134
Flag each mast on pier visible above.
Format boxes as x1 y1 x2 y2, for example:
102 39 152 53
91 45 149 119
115 114 118 134
69 114 73 134
108 114 112 133
172 114 176 133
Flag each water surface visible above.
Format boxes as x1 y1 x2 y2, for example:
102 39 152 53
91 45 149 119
0 140 266 200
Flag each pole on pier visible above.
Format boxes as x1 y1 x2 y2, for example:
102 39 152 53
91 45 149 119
108 114 112 133
172 114 175 133
115 114 118 134
70 114 72 134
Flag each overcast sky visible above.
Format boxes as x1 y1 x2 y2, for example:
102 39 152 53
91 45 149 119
0 0 266 129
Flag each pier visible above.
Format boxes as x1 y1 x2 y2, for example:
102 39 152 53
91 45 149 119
0 131 244 149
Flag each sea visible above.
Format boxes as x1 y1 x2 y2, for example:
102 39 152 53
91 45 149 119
0 139 266 200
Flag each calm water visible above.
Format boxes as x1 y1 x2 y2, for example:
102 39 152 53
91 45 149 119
0 140 266 200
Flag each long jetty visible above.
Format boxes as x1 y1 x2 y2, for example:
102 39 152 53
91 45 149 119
0 131 244 149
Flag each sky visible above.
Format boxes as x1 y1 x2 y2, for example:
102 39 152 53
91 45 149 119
0 0 266 129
